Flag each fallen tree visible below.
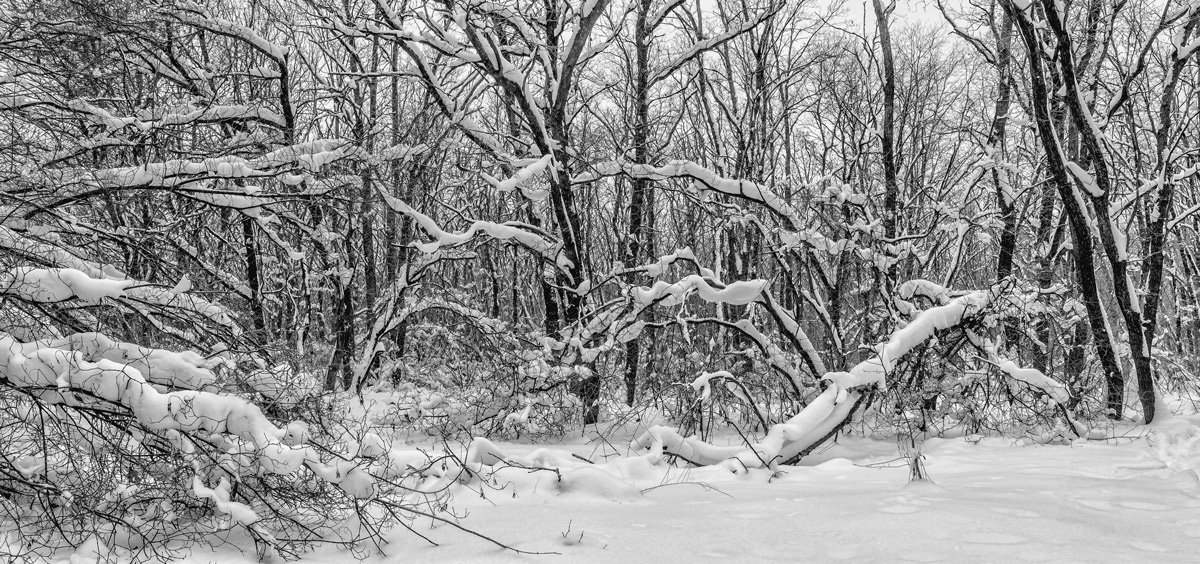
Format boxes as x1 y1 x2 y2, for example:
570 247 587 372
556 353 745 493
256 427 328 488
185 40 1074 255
631 283 1079 471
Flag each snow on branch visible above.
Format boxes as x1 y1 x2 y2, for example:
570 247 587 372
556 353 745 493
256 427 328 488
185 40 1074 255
632 247 716 278
192 476 262 528
649 8 779 86
0 330 453 535
172 5 289 63
848 291 992 392
646 0 689 33
577 160 806 232
379 191 569 271
2 267 138 304
630 274 766 307
604 259 824 389
481 155 552 200
0 226 107 277
690 370 729 402
991 355 1071 406
1 267 240 338
894 278 952 316
897 279 952 304
82 139 364 192
37 332 220 390
974 336 1073 410
758 292 828 378
970 339 1081 436
354 294 516 390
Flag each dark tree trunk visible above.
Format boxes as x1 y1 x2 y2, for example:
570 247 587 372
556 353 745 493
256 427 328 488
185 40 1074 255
622 0 652 406
242 215 266 344
989 13 1021 356
873 0 899 288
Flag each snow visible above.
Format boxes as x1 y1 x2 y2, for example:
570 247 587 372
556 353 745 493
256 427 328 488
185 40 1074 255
578 160 805 232
9 2 1200 561
172 423 1200 563
380 192 567 270
42 332 219 390
192 476 261 527
0 266 238 334
630 275 767 307
77 139 374 193
896 278 951 305
689 370 730 401
481 155 552 200
0 331 411 516
994 359 1071 405
0 226 104 276
142 105 287 128
621 289 998 473
2 267 135 304
63 99 287 133
638 247 715 278
169 275 192 295
174 7 288 62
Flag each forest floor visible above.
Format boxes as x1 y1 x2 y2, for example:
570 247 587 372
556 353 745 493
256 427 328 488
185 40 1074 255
178 410 1200 564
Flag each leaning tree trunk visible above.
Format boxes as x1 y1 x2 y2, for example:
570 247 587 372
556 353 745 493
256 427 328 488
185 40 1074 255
1008 0 1127 419
1039 0 1155 421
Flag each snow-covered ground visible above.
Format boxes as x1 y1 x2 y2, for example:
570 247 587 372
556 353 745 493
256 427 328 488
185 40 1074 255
176 415 1200 564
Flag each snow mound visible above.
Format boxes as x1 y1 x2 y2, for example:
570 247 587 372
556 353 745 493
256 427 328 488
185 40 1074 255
1150 414 1200 480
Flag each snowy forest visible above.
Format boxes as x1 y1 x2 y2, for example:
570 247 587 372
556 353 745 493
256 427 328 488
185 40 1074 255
3 0 1200 561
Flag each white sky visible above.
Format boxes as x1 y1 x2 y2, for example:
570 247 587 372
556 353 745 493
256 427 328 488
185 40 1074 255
841 0 951 30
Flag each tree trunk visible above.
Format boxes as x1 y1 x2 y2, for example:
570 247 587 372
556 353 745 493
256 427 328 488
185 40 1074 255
873 0 899 287
989 12 1020 356
242 216 267 344
622 0 652 406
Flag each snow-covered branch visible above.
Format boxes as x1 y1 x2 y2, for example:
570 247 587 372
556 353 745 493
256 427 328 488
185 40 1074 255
379 192 568 270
